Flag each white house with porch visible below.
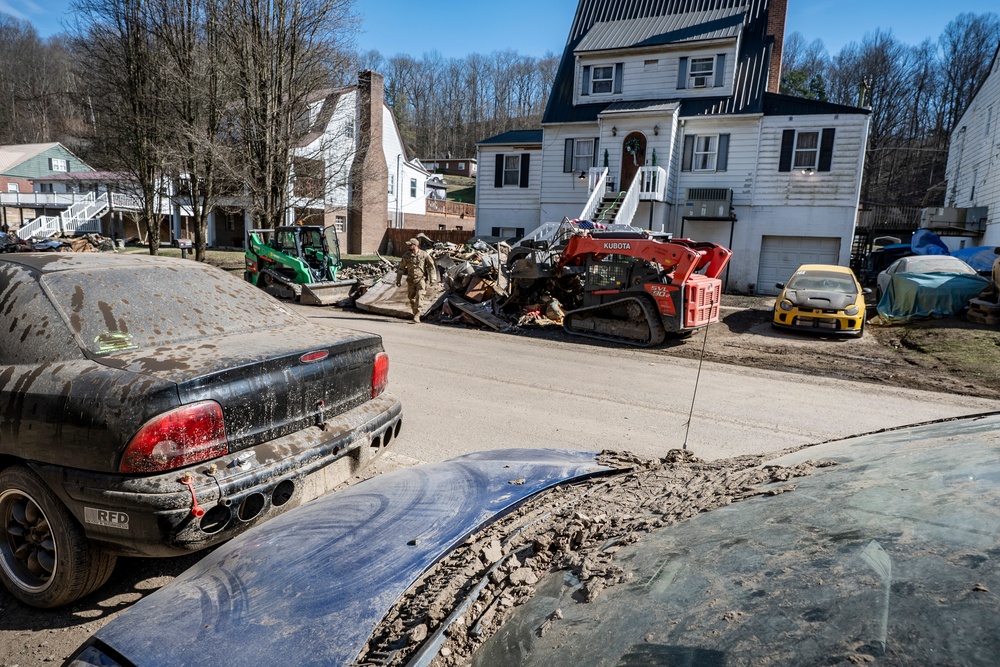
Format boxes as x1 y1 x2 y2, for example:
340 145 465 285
476 0 871 294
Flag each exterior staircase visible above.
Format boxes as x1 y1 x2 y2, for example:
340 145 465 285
591 191 627 226
17 192 109 240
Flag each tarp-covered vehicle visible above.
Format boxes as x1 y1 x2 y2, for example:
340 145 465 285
0 254 401 608
876 255 989 324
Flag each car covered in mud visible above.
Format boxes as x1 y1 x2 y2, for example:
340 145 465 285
0 253 401 608
772 264 869 336
66 414 1000 666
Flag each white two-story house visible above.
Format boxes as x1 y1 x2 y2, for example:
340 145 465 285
476 0 871 294
944 41 1000 246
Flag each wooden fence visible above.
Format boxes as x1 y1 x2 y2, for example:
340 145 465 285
384 228 475 255
426 199 476 218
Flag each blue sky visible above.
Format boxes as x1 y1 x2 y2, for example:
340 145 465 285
7 0 1000 60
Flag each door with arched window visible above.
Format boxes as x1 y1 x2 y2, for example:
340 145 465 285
620 132 647 189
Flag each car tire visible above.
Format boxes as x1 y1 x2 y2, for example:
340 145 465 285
875 286 883 302
0 466 117 608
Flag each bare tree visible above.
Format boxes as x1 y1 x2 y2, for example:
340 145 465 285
72 0 170 254
215 0 358 230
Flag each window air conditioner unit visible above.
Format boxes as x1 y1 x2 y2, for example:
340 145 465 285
684 188 732 219
692 76 709 88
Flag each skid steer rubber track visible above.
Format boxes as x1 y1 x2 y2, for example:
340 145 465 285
563 294 667 347
260 268 303 300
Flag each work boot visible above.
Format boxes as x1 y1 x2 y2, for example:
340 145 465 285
413 314 421 323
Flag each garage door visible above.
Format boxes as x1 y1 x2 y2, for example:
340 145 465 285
757 236 841 296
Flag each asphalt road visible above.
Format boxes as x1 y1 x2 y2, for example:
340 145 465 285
297 306 1000 463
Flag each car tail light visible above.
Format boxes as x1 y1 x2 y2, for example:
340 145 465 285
371 352 389 398
120 401 228 473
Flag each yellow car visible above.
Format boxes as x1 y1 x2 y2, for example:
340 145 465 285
772 264 870 336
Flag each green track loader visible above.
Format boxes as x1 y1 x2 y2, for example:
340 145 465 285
244 225 358 306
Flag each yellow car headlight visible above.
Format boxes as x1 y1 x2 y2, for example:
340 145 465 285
844 305 860 316
779 300 794 311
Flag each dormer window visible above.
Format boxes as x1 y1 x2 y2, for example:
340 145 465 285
677 55 726 90
689 58 714 88
592 66 614 94
580 63 623 97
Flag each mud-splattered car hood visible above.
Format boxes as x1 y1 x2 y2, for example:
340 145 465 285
78 449 611 666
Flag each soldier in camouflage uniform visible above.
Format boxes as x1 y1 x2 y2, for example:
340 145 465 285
395 238 437 322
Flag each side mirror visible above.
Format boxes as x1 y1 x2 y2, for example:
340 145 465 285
862 287 872 295
775 283 785 290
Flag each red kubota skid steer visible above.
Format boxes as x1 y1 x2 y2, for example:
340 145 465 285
554 232 733 346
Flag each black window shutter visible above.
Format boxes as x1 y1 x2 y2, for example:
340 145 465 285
682 135 695 171
613 63 623 94
715 54 726 87
581 66 591 97
494 154 504 188
779 130 795 172
48 158 53 169
818 128 836 172
717 134 730 172
593 138 600 168
677 57 688 90
564 139 574 173
519 153 530 188
492 227 500 236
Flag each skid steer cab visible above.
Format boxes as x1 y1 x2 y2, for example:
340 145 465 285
555 232 733 347
245 225 358 306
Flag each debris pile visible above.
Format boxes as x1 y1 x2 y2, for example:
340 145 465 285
1 232 118 253
354 221 632 331
358 450 828 666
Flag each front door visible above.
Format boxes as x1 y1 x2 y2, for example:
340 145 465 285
620 132 647 189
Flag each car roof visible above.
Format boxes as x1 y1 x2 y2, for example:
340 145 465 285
793 264 853 274
0 252 210 274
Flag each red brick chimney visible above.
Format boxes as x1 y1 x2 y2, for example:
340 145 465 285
766 0 788 94
349 70 389 255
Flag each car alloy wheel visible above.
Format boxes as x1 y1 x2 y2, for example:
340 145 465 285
0 466 116 608
0 488 56 590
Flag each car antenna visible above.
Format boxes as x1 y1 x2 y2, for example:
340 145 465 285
682 324 711 450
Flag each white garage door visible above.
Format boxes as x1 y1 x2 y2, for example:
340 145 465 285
757 236 841 296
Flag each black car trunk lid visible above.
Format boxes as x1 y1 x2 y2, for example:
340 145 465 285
92 323 382 452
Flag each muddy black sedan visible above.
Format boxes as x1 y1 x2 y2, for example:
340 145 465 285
0 253 401 608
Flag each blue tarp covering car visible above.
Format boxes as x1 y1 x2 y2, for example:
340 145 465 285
877 271 990 324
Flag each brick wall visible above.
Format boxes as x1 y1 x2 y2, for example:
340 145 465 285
767 0 788 94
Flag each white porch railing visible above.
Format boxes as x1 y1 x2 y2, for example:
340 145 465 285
15 192 110 239
613 172 643 227
1 193 80 207
111 192 143 210
579 167 608 221
16 216 62 240
638 166 667 201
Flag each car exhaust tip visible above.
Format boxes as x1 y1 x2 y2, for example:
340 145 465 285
272 481 294 508
237 493 266 522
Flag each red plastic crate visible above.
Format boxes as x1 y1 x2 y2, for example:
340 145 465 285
684 275 722 327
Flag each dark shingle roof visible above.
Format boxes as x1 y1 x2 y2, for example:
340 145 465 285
543 0 776 124
477 130 544 146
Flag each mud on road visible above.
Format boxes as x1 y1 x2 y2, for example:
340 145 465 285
527 297 1000 401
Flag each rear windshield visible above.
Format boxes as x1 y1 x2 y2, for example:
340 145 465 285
42 265 299 355
905 257 976 274
786 270 857 294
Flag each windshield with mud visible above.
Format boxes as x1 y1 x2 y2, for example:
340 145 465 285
42 266 296 355
786 271 857 294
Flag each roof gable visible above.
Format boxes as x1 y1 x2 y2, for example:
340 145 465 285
544 0 773 124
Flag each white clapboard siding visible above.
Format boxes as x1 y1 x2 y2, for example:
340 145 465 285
576 44 737 106
750 115 868 207
947 51 1000 242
